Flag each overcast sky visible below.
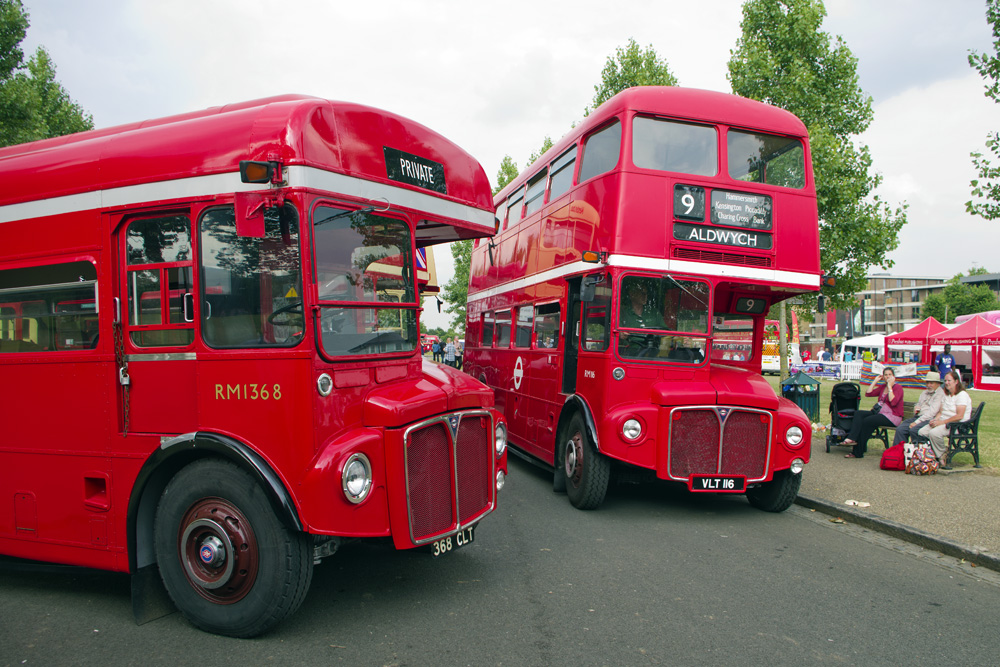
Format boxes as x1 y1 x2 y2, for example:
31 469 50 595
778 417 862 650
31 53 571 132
18 0 998 330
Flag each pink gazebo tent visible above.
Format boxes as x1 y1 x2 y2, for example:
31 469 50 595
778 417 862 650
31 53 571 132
930 316 1000 391
884 317 948 364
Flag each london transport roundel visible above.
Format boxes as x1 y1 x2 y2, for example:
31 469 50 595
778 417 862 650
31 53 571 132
513 356 524 390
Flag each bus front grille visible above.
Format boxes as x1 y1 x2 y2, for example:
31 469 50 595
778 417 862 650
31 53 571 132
668 407 771 481
404 412 495 543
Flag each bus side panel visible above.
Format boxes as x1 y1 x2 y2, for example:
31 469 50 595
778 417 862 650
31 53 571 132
193 354 314 506
0 357 116 559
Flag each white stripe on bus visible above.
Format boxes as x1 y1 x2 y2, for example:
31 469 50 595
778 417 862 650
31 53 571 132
0 166 495 229
466 254 820 303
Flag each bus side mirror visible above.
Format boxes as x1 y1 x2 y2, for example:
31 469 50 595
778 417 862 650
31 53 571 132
817 294 825 313
581 277 597 303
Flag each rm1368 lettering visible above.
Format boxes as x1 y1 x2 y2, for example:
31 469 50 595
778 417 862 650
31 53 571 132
214 383 283 400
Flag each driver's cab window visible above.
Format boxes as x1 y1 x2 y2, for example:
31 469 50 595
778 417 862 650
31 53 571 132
312 205 417 357
581 276 611 352
710 314 755 362
199 204 303 348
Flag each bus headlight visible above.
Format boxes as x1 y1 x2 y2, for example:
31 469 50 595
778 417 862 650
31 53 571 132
790 458 805 474
622 418 642 441
495 422 507 456
341 453 372 504
496 470 506 491
785 425 804 447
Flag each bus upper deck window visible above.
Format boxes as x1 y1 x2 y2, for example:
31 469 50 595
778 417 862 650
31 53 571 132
578 120 622 183
632 116 717 176
548 147 577 200
727 130 805 189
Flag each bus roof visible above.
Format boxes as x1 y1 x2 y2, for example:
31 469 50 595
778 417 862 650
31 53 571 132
495 86 809 202
0 95 494 231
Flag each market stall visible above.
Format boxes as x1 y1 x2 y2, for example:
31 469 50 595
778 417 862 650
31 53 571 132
883 316 947 364
930 316 1000 391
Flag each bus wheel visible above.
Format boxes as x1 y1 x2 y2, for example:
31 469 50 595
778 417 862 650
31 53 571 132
745 469 801 513
563 413 610 510
154 458 313 637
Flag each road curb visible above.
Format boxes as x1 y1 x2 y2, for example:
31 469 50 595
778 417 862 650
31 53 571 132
795 493 1000 574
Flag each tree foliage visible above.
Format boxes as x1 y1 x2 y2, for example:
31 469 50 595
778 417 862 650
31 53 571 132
440 239 473 332
586 38 678 115
968 0 1000 219
0 0 93 147
922 269 1000 323
728 0 906 311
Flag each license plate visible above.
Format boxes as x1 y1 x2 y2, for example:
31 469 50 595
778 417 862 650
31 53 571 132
689 475 746 493
430 526 474 557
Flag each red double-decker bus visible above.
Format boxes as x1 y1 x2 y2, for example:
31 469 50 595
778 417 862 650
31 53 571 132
0 95 508 637
465 87 819 512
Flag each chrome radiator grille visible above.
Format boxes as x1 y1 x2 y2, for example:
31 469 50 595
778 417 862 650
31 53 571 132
404 411 494 543
668 407 771 481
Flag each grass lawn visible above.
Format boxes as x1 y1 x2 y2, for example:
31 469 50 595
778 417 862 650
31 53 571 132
763 374 999 469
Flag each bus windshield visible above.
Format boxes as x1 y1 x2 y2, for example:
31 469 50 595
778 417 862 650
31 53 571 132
313 205 418 357
618 275 710 363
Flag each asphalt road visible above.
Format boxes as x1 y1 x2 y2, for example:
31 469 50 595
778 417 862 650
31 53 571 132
3 457 1000 666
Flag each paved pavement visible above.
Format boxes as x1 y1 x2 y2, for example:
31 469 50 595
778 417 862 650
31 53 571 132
797 431 1000 571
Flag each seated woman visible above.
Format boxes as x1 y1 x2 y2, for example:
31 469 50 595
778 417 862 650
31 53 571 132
916 370 973 466
844 367 904 459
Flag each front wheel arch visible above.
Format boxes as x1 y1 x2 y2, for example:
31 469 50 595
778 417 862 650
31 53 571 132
128 432 302 574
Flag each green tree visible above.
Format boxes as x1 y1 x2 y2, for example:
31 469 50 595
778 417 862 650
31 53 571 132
0 0 93 147
728 0 907 311
441 239 473 332
922 269 1000 323
968 0 1000 219
586 38 678 115
494 155 519 195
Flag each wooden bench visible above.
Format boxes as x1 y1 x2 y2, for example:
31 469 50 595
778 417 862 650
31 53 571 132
943 402 985 469
872 400 917 449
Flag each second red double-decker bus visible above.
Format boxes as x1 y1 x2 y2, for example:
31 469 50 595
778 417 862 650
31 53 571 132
465 87 819 512
0 95 507 637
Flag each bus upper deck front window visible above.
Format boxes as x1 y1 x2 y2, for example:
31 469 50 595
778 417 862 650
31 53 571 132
632 116 718 176
313 205 418 357
727 130 805 189
618 275 710 363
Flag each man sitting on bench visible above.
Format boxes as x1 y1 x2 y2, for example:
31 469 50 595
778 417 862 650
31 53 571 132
892 371 944 446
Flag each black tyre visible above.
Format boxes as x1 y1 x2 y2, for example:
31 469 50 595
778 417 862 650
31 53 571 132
154 458 313 637
746 469 801 513
562 412 610 510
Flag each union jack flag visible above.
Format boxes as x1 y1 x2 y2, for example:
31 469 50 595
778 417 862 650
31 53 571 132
416 247 427 270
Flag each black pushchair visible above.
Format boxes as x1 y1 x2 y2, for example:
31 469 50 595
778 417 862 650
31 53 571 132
825 382 861 453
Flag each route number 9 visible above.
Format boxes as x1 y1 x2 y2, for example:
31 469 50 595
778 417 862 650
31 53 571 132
681 193 696 215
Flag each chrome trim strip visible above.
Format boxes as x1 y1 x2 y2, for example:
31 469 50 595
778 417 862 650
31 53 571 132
126 352 197 362
402 409 496 546
666 405 773 483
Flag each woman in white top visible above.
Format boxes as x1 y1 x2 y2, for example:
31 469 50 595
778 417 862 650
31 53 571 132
917 371 973 465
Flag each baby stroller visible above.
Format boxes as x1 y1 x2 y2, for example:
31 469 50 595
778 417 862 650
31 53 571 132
825 382 861 453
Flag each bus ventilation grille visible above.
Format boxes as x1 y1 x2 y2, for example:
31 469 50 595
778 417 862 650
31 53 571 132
673 247 772 267
669 408 769 480
405 414 493 542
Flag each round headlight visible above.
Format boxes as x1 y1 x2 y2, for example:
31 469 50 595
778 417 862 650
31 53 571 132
790 458 805 474
495 422 507 456
622 418 642 441
317 373 333 397
785 425 804 447
496 470 506 491
342 453 372 504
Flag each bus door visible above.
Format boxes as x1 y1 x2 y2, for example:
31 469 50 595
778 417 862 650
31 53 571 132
527 302 562 457
563 278 581 393
114 211 198 435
